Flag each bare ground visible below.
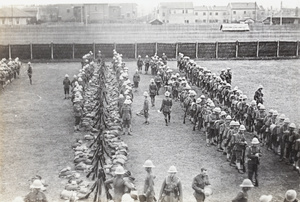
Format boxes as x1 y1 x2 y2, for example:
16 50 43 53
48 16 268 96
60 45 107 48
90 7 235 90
0 59 299 202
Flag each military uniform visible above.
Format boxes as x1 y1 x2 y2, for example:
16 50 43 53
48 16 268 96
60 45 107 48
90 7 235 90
246 145 262 186
160 97 172 126
159 176 183 202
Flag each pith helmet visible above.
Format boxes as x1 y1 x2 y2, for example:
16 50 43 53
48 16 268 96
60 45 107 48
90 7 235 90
30 179 43 189
143 160 155 168
259 195 272 202
251 138 260 144
285 190 297 201
240 179 254 187
167 166 177 173
115 166 126 175
239 125 246 131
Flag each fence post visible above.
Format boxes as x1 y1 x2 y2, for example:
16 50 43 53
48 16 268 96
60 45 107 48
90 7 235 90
30 43 33 60
296 41 299 57
93 42 95 59
236 40 239 58
175 43 178 60
155 42 158 54
135 42 137 59
72 43 75 59
277 41 280 57
256 41 260 58
51 42 53 60
8 44 11 59
216 41 218 59
196 42 198 59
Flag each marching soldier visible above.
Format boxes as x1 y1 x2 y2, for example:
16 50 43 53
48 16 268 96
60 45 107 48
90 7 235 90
246 137 262 187
142 160 156 202
279 118 291 162
254 105 267 145
231 125 247 173
160 91 172 126
154 73 163 95
133 70 141 92
246 100 257 132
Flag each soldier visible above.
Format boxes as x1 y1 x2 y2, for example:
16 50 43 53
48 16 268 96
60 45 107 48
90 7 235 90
143 91 150 125
254 105 267 144
159 166 183 202
105 166 135 202
231 125 247 173
121 99 133 136
27 62 33 85
246 100 257 132
160 91 172 126
144 55 150 74
220 69 226 81
246 137 262 187
24 179 48 202
162 53 168 65
63 74 71 99
206 107 221 147
225 68 232 84
154 73 163 95
272 114 286 155
232 179 254 202
216 111 227 152
133 70 140 92
96 50 102 64
137 55 144 73
284 123 297 165
254 85 264 105
142 160 156 202
149 79 158 107
279 118 291 162
224 121 238 160
192 168 211 202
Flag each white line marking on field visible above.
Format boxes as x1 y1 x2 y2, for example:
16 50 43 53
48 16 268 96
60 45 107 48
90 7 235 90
9 91 42 102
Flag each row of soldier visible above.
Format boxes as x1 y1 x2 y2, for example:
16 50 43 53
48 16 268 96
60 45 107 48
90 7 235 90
0 57 22 89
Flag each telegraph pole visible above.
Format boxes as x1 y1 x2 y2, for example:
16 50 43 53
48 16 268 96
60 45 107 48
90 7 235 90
280 1 283 25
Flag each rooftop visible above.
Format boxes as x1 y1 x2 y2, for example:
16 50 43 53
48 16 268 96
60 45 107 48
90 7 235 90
159 2 194 9
228 2 259 9
0 7 35 18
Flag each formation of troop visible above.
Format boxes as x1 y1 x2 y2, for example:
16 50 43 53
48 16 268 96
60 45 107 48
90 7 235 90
0 57 22 89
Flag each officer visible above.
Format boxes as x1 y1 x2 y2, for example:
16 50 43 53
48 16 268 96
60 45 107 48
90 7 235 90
192 168 211 202
63 74 72 99
246 137 262 187
160 91 172 126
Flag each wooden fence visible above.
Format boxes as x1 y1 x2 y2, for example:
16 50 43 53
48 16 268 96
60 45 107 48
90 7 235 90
0 41 299 60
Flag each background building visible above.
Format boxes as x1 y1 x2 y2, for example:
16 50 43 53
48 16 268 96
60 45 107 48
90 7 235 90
0 7 36 25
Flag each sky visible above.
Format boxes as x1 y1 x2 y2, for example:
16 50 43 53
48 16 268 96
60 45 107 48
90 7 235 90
0 0 299 10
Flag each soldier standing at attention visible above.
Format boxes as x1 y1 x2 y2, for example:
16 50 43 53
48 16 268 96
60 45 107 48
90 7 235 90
137 55 144 73
63 74 72 99
254 85 264 105
149 79 158 107
160 91 172 126
143 91 150 125
27 62 33 85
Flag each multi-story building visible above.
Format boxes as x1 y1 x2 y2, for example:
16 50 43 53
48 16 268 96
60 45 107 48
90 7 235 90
227 2 261 22
156 2 195 24
0 7 36 25
194 6 209 24
208 6 230 23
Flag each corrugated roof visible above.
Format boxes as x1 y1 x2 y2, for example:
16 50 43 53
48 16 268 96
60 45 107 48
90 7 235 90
0 7 35 18
194 6 209 11
159 2 194 9
229 2 258 9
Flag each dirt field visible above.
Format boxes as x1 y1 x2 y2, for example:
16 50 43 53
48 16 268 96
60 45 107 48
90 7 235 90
0 59 299 202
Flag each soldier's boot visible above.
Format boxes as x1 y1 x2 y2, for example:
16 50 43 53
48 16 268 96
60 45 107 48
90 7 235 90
165 119 168 126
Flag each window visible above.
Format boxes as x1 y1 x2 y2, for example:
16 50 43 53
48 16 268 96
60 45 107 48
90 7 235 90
233 11 236 14
244 11 247 14
216 19 218 22
163 20 165 23
252 11 255 14
195 19 198 23
127 13 130 17
223 19 227 23
167 20 169 23
173 10 176 14
223 12 227 15
157 10 159 14
2 19 5 24
185 10 188 13
67 9 70 13
163 12 165 16
203 19 206 23
184 20 189 23
195 12 198 16
203 12 206 16
215 12 218 15
16 18 19 24
182 10 184 13
210 12 212 15
169 10 171 14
